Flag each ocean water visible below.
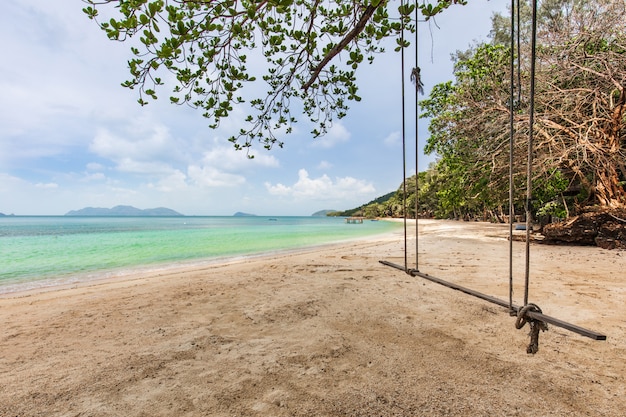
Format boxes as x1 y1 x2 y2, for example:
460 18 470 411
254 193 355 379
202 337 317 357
0 216 399 294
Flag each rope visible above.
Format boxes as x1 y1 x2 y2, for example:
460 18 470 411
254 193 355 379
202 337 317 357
515 303 548 354
517 0 522 106
507 0 516 314
414 4 420 273
400 0 408 272
509 0 548 356
524 0 538 306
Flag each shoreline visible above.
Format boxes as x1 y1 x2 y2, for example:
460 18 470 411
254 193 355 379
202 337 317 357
2 219 625 416
0 223 404 300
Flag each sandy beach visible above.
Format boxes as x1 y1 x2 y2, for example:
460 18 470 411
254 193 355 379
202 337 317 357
1 219 625 416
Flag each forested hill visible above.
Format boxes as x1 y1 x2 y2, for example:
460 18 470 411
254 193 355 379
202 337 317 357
328 191 397 217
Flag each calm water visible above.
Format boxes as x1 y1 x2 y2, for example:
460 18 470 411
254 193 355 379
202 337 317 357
0 216 399 294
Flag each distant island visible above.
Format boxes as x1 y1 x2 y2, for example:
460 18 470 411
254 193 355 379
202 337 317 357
65 205 183 216
233 211 340 217
233 212 257 217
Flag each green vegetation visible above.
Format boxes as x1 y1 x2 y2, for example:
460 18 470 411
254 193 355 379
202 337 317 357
418 0 625 220
328 191 395 217
82 0 464 154
84 0 624 223
340 0 625 222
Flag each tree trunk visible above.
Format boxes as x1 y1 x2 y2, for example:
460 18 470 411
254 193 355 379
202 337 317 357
595 87 626 208
594 164 626 208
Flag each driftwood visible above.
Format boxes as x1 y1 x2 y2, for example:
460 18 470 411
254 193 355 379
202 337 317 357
542 209 626 249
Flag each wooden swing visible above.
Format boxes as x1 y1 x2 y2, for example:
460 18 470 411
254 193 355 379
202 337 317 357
380 0 606 353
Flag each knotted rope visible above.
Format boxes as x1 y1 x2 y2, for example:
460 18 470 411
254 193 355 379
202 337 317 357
515 303 548 354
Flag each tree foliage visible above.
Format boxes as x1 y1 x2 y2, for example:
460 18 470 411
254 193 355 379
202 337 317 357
82 0 466 153
331 0 624 222
533 0 626 208
422 0 626 218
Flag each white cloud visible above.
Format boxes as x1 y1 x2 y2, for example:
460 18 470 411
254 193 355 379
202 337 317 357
89 121 179 163
88 124 281 190
264 182 291 196
81 172 106 182
86 162 105 171
0 1 135 158
166 139 279 189
0 173 75 214
115 159 179 176
88 119 193 184
102 185 139 198
383 131 402 147
147 170 188 192
317 160 333 170
35 182 58 189
188 165 246 188
265 169 375 200
0 173 26 191
201 142 279 170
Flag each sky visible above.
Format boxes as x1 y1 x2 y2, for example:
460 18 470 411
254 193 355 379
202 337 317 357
0 0 508 216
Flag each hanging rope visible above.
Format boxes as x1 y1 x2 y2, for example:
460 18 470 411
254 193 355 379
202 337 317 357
400 0 408 272
523 0 538 307
508 0 516 314
513 0 548 354
414 4 420 273
517 0 522 106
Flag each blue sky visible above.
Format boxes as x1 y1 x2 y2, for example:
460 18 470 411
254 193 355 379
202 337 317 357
0 0 507 216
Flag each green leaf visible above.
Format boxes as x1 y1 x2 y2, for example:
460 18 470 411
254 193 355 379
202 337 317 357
85 0 470 153
82 7 98 19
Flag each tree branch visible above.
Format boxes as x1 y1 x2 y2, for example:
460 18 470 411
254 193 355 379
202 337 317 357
302 1 383 91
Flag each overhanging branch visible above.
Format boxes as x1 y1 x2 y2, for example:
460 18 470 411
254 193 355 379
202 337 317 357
302 1 384 91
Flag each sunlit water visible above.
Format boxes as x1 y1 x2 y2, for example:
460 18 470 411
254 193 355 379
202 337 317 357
0 216 399 294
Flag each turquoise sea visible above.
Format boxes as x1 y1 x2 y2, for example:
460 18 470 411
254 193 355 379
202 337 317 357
0 216 400 294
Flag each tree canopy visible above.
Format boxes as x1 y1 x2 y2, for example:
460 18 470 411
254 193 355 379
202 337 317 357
421 0 625 217
83 0 465 153
83 0 625 221
338 0 624 222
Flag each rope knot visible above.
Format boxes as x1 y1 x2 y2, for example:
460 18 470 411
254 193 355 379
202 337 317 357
515 303 548 354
